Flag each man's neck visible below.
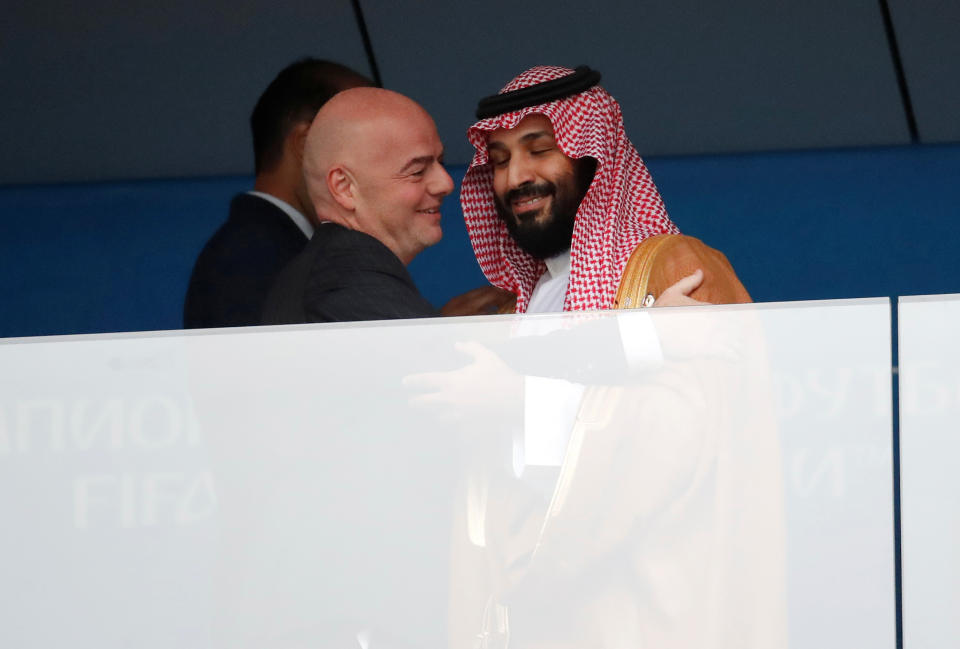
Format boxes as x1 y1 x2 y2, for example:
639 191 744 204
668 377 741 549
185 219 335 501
253 173 314 226
246 191 314 239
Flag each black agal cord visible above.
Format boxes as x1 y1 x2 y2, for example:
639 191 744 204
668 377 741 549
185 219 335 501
475 66 602 120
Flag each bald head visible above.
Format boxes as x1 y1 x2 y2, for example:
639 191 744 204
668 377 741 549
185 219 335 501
303 87 455 264
304 89 432 199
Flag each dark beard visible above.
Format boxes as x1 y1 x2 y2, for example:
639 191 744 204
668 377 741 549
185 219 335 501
494 157 597 259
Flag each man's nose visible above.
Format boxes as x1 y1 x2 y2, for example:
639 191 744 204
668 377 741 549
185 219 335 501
507 155 535 189
429 164 455 197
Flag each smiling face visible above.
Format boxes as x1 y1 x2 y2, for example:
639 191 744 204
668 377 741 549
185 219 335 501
350 110 454 264
487 114 595 259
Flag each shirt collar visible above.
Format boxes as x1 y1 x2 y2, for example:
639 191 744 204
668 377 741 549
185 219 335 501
247 191 314 239
543 249 571 281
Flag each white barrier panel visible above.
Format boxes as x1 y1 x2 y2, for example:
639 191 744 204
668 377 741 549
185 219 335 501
0 299 895 648
899 294 960 648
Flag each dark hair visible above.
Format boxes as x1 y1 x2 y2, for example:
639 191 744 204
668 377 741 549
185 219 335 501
250 58 372 174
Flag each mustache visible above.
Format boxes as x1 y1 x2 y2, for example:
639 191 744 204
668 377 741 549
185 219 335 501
504 182 555 204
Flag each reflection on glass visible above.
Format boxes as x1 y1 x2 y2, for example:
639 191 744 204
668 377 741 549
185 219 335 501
0 299 895 648
899 295 960 648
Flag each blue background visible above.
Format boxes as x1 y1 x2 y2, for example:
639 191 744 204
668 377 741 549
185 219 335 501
2 143 958 338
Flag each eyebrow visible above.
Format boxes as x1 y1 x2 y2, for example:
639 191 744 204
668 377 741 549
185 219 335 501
488 131 554 150
399 153 442 174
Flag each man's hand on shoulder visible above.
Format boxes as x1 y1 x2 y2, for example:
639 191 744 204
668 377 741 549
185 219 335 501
441 285 516 316
654 269 709 307
651 268 749 362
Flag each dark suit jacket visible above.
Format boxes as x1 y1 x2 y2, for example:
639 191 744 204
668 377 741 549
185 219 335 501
184 193 309 329
262 223 438 324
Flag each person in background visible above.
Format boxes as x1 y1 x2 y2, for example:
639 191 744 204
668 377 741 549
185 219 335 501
184 58 373 329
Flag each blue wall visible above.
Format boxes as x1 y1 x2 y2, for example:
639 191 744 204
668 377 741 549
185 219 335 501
2 144 958 339
648 144 960 303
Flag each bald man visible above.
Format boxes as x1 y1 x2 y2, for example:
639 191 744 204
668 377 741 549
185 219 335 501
262 88 455 324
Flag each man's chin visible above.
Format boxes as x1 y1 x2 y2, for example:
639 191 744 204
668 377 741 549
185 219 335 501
510 208 557 238
424 225 443 246
508 211 576 259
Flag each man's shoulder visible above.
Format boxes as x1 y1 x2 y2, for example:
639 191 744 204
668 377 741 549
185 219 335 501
312 222 385 247
220 193 304 239
270 224 379 288
307 223 402 268
264 223 436 325
197 194 305 259
301 225 419 297
615 233 751 307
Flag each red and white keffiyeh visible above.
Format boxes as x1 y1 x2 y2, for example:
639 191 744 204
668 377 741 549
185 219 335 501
461 65 679 312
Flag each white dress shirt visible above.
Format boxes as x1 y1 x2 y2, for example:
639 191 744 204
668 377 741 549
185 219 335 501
515 250 662 476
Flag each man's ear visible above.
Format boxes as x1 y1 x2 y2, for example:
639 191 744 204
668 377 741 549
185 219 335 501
327 166 357 211
288 121 311 163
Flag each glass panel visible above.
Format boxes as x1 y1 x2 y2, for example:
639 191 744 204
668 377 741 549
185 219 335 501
898 294 960 648
0 299 895 648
